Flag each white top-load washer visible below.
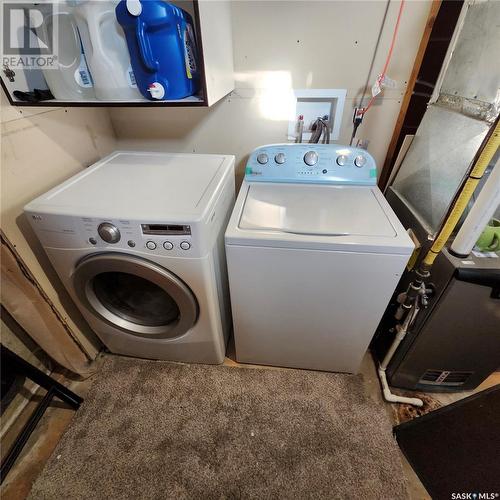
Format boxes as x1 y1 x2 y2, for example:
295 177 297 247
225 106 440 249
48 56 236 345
25 151 235 364
225 144 414 373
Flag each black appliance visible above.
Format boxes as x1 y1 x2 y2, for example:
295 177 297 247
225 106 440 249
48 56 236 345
372 188 500 392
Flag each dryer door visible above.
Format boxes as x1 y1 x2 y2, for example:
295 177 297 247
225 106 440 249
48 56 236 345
73 253 198 339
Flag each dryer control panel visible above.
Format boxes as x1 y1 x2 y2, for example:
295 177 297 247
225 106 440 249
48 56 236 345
83 219 194 254
27 213 199 256
245 144 377 185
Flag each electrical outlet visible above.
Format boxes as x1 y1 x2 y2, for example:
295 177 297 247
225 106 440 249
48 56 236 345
288 89 346 142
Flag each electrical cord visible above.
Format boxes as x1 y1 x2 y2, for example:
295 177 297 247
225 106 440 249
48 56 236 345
362 0 405 115
350 0 405 145
358 0 391 112
350 109 363 146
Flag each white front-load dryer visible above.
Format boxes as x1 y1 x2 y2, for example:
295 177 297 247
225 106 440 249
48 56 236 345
25 151 235 363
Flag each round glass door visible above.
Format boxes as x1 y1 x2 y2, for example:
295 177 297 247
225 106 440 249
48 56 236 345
73 253 198 339
92 272 180 326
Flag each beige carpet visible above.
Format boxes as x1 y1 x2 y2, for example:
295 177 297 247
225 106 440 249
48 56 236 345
29 356 408 499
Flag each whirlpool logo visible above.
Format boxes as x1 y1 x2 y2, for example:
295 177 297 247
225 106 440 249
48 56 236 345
1 1 59 69
451 493 499 499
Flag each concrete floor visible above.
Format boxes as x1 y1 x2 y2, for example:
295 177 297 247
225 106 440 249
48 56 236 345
1 351 498 500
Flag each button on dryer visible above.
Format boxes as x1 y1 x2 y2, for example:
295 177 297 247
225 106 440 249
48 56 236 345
257 153 268 165
355 155 367 167
274 153 286 164
127 240 136 248
180 241 191 250
89 237 97 245
146 241 157 250
304 151 318 166
163 241 174 250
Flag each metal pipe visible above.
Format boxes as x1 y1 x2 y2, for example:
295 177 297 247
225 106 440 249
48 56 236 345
450 157 500 257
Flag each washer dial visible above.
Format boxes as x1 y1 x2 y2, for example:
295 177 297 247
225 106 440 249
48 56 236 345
355 155 367 167
336 155 348 166
304 151 318 166
275 153 286 164
257 153 269 165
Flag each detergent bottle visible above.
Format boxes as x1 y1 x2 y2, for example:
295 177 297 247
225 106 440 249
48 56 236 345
73 0 141 100
36 3 95 100
115 0 200 100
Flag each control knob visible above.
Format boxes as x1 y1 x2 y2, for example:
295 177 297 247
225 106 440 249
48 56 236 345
304 151 318 166
275 153 286 164
257 153 269 165
98 223 120 244
355 155 367 167
336 155 348 166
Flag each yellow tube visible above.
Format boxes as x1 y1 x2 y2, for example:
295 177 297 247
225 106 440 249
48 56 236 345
422 119 500 267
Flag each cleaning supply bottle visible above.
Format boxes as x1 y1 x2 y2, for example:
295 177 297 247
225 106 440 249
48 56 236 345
36 3 95 100
115 0 200 101
73 0 141 100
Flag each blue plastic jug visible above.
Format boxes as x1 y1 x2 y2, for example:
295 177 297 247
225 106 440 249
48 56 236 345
116 0 200 100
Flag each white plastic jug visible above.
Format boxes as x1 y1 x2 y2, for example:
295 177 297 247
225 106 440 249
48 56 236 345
73 0 141 100
36 4 95 100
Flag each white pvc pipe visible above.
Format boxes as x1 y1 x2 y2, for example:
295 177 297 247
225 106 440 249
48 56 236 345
377 300 424 407
380 334 402 371
378 367 424 407
451 158 500 256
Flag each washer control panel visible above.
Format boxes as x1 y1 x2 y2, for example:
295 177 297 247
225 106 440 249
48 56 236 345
245 144 377 185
